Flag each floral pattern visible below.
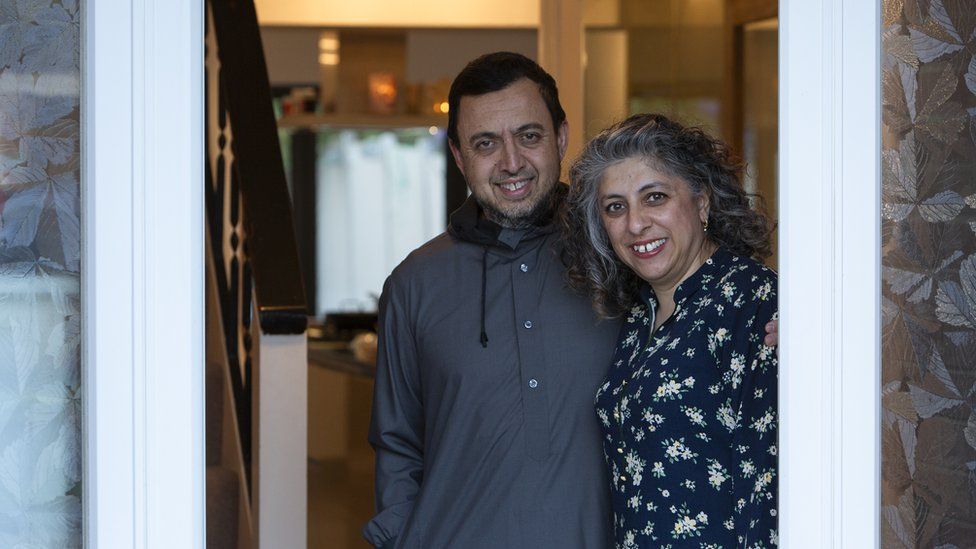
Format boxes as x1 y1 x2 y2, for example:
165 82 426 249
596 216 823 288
0 0 82 546
596 248 778 548
881 0 976 546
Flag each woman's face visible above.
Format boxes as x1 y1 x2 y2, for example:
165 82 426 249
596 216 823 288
598 156 710 294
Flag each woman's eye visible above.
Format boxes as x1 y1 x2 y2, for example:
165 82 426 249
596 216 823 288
605 203 624 214
646 192 667 203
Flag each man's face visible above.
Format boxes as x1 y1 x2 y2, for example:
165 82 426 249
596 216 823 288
449 78 568 228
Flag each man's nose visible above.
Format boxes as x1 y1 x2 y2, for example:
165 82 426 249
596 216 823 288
500 139 524 174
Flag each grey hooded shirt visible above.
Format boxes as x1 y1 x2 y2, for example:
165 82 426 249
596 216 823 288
363 191 621 548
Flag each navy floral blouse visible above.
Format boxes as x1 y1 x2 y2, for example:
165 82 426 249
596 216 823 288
595 247 778 548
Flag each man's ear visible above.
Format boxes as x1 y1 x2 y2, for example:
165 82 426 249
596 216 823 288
557 120 569 160
448 139 466 178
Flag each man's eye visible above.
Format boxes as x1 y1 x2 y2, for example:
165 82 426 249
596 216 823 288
475 140 495 151
521 132 541 143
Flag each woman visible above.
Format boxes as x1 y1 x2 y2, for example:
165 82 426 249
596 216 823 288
562 113 778 548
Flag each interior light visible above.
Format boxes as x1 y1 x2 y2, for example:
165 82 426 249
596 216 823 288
318 37 340 52
319 52 340 66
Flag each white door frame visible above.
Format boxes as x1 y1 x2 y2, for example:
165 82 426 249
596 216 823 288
84 1 205 547
779 0 880 547
79 0 883 546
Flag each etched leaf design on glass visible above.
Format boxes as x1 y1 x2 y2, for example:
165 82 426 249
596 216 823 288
909 382 964 418
925 347 962 397
883 381 919 425
919 189 966 221
19 0 78 73
884 250 961 302
0 173 80 271
965 409 976 451
883 62 918 134
0 0 59 70
915 60 967 146
966 55 976 96
0 72 76 169
936 253 976 329
883 27 920 69
882 491 917 548
1 183 46 248
0 246 63 278
883 133 922 221
0 1 82 545
907 0 969 63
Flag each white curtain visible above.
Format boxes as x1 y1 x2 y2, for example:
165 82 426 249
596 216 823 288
316 128 446 316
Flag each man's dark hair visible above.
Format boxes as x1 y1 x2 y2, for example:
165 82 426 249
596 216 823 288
447 51 566 146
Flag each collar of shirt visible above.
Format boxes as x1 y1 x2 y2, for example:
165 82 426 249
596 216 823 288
639 246 732 311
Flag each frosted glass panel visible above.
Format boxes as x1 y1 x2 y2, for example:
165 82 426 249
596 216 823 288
0 0 83 546
316 128 445 315
881 1 976 545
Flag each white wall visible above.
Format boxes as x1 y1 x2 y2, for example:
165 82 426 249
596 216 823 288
260 27 321 85
405 30 537 83
260 28 537 87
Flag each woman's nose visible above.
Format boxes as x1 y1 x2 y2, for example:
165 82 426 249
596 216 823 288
628 209 649 235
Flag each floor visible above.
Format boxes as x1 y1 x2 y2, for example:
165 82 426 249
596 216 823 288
308 456 375 549
307 367 376 549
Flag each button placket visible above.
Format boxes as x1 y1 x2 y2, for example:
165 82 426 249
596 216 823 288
512 254 549 460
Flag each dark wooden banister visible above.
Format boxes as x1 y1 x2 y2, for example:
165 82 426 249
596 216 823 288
208 0 307 335
205 0 308 500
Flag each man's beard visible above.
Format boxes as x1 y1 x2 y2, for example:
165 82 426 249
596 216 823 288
479 182 561 229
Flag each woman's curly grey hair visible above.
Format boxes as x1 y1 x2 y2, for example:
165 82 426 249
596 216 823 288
560 113 773 318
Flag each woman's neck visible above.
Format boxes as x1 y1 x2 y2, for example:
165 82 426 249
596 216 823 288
650 240 717 329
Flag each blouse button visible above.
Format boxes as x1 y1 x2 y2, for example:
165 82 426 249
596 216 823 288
619 475 627 482
616 447 624 454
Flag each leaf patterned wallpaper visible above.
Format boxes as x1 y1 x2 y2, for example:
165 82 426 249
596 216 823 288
0 0 82 546
882 0 976 546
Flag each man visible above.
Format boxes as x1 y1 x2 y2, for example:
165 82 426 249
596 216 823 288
363 52 775 548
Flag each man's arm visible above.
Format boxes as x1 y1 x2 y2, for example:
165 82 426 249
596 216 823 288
763 319 778 347
362 277 425 549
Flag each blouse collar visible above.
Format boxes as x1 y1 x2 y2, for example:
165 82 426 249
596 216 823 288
638 246 734 311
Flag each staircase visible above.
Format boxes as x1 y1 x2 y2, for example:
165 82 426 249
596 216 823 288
207 356 241 549
205 0 309 547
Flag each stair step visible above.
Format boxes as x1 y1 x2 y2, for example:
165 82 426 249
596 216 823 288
206 360 224 467
207 465 240 549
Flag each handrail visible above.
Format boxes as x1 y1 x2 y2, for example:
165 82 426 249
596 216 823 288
207 0 307 335
205 0 309 511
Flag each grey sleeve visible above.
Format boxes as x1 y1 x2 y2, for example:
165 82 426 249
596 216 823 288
362 276 424 548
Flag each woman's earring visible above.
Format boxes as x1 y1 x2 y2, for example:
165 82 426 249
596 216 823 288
703 219 709 233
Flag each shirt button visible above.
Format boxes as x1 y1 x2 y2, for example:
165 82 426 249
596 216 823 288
528 378 539 389
617 447 624 454
523 320 533 329
520 263 529 272
619 475 627 482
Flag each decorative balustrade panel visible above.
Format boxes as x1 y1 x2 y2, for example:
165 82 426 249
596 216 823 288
205 2 255 486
